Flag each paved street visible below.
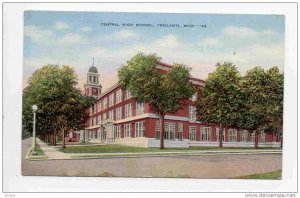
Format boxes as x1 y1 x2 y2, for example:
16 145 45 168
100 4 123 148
22 138 282 178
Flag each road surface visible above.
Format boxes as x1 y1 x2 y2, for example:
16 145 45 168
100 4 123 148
22 138 282 178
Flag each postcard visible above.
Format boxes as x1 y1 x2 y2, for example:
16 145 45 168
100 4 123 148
22 10 284 179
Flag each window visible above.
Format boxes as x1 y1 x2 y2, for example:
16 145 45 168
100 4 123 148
155 121 160 139
228 129 237 142
260 131 265 143
190 92 197 101
216 128 225 142
201 127 212 141
125 89 132 99
93 76 96 83
93 117 97 126
178 123 183 141
164 122 176 140
89 107 92 115
114 125 121 139
103 112 107 120
124 124 131 138
97 101 101 112
188 106 197 122
136 102 145 116
108 110 114 121
109 93 114 107
125 103 132 118
135 122 145 137
250 132 255 142
97 115 101 124
116 107 122 121
103 97 108 109
93 104 96 114
89 118 92 127
116 89 122 104
240 130 248 142
189 126 197 140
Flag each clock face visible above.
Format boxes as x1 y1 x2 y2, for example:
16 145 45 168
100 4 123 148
92 88 98 95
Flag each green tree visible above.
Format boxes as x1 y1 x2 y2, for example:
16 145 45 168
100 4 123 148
197 62 241 147
118 53 195 149
237 66 283 148
22 65 94 148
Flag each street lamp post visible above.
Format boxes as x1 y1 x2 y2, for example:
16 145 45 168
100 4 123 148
31 104 38 155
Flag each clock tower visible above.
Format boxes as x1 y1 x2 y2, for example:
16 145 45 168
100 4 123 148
84 58 102 97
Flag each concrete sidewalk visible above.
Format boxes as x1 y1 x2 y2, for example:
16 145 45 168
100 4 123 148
37 139 71 159
33 139 282 161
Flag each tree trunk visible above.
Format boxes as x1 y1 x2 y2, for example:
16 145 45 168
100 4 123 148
159 113 165 149
255 131 259 149
62 128 66 149
53 129 57 146
219 123 223 147
50 132 53 146
280 135 283 149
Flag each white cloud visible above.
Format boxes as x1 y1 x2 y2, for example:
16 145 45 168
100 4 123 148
53 21 69 30
152 35 181 48
111 30 139 40
223 26 259 38
58 33 82 44
201 37 221 46
81 26 92 32
24 25 54 45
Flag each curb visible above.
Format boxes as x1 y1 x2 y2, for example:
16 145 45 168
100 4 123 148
30 150 282 161
26 145 48 161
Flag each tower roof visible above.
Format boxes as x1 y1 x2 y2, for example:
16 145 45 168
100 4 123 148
88 66 98 73
88 58 98 73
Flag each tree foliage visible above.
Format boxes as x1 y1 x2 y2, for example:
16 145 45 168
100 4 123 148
237 66 284 135
118 53 195 148
22 65 95 148
197 62 241 146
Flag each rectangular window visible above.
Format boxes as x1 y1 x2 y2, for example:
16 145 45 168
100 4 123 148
228 129 237 142
190 92 197 101
240 130 248 142
116 107 122 121
97 115 101 124
114 125 121 139
251 132 255 142
136 102 145 116
260 131 266 143
189 126 196 140
201 127 212 141
89 107 92 115
216 128 225 142
103 112 107 120
93 117 97 126
178 123 183 141
108 110 114 121
125 103 132 118
103 97 108 109
124 124 131 138
188 106 197 122
116 89 122 104
109 93 114 107
89 118 92 127
93 104 97 114
97 101 101 112
125 89 132 99
155 121 160 139
135 122 145 137
164 122 176 140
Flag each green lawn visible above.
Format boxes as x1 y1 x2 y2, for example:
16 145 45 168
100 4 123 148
33 143 44 156
234 170 282 179
59 144 281 153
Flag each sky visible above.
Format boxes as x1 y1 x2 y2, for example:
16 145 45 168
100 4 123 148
24 11 285 92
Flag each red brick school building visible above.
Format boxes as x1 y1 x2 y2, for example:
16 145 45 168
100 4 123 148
70 61 281 148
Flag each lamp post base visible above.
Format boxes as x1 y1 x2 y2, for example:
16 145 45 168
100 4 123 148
31 149 37 156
